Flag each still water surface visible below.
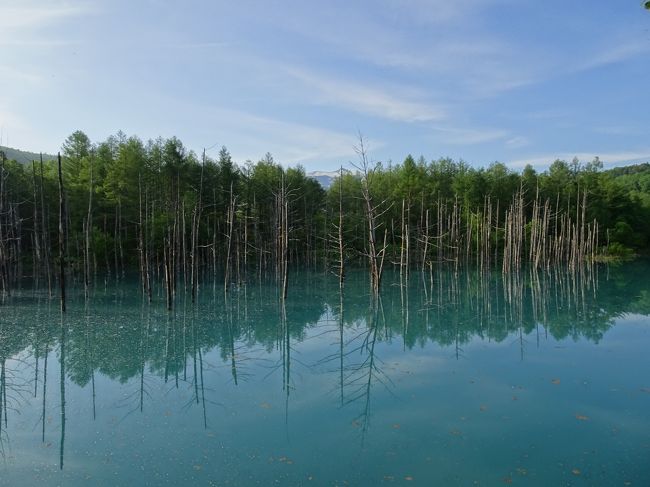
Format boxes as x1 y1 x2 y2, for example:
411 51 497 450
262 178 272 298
0 264 649 486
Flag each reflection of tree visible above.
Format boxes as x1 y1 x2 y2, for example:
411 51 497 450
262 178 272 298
59 314 66 470
0 314 37 458
0 262 647 469
338 300 393 445
0 262 648 393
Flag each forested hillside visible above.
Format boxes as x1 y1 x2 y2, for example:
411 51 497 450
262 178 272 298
0 145 56 165
1 131 648 302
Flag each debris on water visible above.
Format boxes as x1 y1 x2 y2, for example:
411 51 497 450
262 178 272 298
551 378 561 385
571 468 581 476
575 414 589 421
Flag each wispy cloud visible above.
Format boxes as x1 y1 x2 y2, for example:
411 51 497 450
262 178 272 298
433 126 508 145
0 65 43 84
166 41 230 50
505 136 529 149
576 42 650 72
194 107 373 166
376 0 508 26
593 125 647 136
1 1 93 30
287 68 445 123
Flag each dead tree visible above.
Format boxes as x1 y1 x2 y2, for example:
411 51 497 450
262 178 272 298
352 134 389 298
57 153 67 312
190 151 204 302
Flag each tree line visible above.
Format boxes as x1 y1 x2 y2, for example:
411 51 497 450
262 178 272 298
0 130 648 304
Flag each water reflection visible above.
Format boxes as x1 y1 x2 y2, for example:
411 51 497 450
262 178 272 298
0 261 649 478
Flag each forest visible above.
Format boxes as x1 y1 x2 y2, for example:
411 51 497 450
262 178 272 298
1 130 649 306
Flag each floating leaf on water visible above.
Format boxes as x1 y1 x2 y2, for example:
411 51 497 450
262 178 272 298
551 379 561 385
575 414 589 421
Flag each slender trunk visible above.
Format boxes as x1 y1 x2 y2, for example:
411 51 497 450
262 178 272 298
40 154 52 296
191 152 204 302
84 152 93 298
31 161 42 284
57 153 67 313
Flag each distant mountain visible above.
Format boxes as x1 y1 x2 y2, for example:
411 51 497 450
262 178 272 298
0 146 56 164
307 169 351 189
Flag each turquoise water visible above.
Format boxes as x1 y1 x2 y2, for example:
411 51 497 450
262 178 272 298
0 264 649 486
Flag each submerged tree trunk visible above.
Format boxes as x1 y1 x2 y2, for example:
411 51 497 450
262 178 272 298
57 153 67 313
84 151 94 299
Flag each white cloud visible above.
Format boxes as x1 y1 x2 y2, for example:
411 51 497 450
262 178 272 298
593 125 645 136
1 1 93 30
505 136 529 149
287 68 445 123
377 0 509 26
576 42 650 72
190 106 377 166
433 126 508 145
0 65 43 84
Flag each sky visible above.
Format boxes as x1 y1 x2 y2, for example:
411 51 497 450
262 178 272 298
1 0 650 172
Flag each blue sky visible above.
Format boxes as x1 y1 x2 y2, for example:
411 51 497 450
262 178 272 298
1 0 649 171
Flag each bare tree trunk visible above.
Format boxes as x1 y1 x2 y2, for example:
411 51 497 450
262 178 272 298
224 182 236 292
338 166 344 288
31 161 42 286
0 150 7 294
39 154 52 296
191 151 204 303
84 151 93 298
138 174 148 298
57 153 67 312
